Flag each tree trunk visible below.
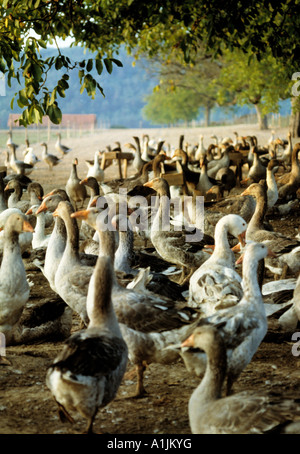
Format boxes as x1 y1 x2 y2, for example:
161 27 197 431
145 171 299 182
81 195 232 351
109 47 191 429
254 103 268 130
204 104 211 127
290 97 300 138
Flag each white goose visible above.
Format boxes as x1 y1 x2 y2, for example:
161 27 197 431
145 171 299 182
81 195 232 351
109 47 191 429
182 242 271 396
26 204 51 249
46 255 128 434
0 213 33 352
188 214 247 315
85 150 104 183
35 194 68 292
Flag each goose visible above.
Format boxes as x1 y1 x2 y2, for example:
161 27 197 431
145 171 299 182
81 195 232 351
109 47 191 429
65 158 87 210
182 241 271 396
72 207 199 333
194 135 206 162
207 146 233 179
51 201 97 325
125 136 148 174
195 157 214 195
55 132 71 156
278 131 293 168
46 255 128 434
278 272 300 331
111 213 188 301
188 214 247 315
246 146 267 183
27 182 53 228
266 158 280 209
41 142 61 170
6 130 16 148
0 176 8 213
0 213 33 352
141 134 154 162
8 143 34 175
4 179 31 213
23 139 40 166
85 150 104 183
183 324 300 434
71 207 201 396
78 176 101 240
172 148 201 188
143 177 212 284
25 204 51 249
276 142 300 187
241 183 300 278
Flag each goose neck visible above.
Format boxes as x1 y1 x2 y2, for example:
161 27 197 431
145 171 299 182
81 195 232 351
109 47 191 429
241 257 261 302
190 338 226 409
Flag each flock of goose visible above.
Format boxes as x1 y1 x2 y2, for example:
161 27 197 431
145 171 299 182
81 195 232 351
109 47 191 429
1 129 300 434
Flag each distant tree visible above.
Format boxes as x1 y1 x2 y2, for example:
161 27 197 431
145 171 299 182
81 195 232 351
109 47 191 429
217 49 292 130
143 85 201 126
142 51 232 126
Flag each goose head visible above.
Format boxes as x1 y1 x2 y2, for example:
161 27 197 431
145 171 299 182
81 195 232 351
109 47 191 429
220 214 247 247
36 193 66 215
4 212 34 234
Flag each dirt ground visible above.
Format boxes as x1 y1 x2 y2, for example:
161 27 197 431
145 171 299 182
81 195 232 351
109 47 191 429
0 124 300 435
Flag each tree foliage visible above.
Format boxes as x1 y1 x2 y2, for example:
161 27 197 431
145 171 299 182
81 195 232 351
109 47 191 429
0 0 300 126
216 49 293 129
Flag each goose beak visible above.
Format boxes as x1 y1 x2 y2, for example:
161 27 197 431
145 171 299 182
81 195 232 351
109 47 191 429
4 184 10 191
90 197 98 207
231 243 241 252
23 220 34 233
35 202 48 215
43 190 55 199
238 231 246 247
143 181 153 188
71 210 89 220
52 208 59 217
235 253 244 265
240 187 250 196
80 178 88 185
181 333 195 348
25 208 33 215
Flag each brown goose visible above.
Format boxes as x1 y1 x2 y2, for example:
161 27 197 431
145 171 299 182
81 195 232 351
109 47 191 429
65 158 87 210
55 132 71 156
241 183 300 278
183 324 300 434
46 255 128 434
276 142 300 187
41 142 61 170
144 177 212 284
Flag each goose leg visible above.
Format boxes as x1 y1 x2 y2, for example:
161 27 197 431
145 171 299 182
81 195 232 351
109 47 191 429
134 362 148 398
85 413 97 435
280 264 289 280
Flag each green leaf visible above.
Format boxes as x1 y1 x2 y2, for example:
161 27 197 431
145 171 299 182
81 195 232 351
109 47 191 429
104 58 113 74
95 59 103 75
111 58 123 67
18 89 29 107
47 104 62 125
55 57 63 71
86 59 93 72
